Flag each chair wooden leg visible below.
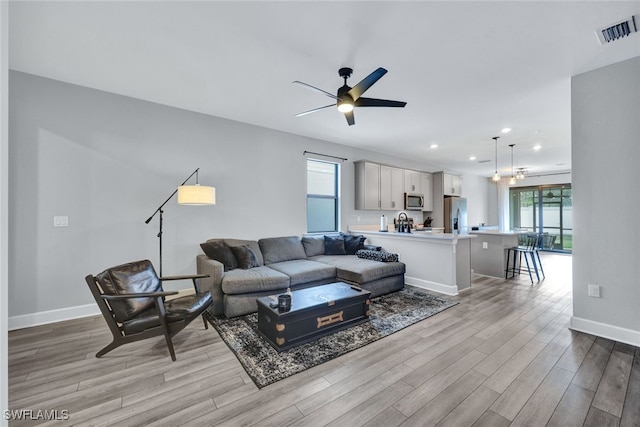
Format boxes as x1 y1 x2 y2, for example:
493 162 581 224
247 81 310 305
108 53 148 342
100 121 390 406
164 335 177 361
96 339 123 358
202 314 209 330
158 319 177 361
155 296 177 361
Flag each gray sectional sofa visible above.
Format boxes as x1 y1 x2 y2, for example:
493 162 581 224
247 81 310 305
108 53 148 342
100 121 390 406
196 234 406 318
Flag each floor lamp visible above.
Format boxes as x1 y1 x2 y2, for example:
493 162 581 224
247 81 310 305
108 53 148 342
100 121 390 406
145 168 215 276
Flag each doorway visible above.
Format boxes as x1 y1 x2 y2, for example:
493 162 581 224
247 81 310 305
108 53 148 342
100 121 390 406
509 184 572 252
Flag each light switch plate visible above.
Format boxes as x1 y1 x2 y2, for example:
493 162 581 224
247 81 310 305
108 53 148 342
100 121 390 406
482 242 488 249
588 284 601 298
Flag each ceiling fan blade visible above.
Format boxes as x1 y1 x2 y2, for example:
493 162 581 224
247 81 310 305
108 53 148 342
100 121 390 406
292 81 339 100
355 97 407 108
344 110 355 126
294 104 335 117
347 67 387 101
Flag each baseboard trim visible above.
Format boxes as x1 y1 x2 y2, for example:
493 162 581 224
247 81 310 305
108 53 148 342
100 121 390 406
8 303 100 331
405 276 458 296
570 316 640 347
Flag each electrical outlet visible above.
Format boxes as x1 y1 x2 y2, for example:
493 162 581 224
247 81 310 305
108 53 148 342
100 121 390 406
482 242 488 249
588 284 601 298
53 216 69 227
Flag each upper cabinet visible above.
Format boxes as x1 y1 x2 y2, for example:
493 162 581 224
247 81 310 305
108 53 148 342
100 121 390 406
356 160 436 211
355 161 382 210
381 165 405 210
421 172 433 211
404 170 422 194
355 161 405 210
442 173 463 196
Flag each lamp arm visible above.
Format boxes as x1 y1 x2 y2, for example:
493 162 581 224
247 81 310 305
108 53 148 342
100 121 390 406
144 168 200 224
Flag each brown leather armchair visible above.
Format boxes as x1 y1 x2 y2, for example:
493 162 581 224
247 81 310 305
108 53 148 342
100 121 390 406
86 259 213 361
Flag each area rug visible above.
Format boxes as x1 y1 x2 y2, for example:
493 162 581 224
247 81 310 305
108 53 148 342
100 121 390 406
206 287 457 388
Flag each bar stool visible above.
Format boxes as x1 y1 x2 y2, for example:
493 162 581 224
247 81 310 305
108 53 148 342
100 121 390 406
505 233 541 284
533 233 546 280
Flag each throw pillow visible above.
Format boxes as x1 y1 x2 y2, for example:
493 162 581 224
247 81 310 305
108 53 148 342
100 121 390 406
301 235 325 257
324 235 346 255
200 241 237 271
230 245 261 269
343 234 366 255
356 249 399 262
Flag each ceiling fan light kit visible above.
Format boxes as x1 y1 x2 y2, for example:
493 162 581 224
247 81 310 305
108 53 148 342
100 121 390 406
293 67 406 126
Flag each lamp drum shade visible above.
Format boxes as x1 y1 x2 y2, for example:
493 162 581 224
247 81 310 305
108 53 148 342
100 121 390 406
177 185 216 205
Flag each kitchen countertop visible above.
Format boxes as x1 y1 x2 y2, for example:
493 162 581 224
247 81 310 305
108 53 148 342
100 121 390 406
469 230 521 236
349 228 476 241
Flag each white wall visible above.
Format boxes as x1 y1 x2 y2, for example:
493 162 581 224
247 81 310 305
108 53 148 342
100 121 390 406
571 56 640 346
1 1 9 421
9 71 488 326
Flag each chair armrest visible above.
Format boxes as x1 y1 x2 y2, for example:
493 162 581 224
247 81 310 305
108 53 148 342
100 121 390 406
159 274 209 281
101 291 178 300
160 273 210 294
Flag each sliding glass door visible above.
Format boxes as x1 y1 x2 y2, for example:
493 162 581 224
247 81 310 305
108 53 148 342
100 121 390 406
509 184 572 252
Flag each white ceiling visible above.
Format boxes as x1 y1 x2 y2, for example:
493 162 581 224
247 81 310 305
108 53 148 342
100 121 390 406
9 1 640 177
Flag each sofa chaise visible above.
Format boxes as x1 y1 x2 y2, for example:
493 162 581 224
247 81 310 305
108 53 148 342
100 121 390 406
196 234 406 318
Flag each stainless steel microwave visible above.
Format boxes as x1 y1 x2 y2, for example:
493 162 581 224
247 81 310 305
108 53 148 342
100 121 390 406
404 193 424 210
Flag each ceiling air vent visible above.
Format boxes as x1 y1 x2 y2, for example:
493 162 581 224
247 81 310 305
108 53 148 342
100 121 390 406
597 15 638 44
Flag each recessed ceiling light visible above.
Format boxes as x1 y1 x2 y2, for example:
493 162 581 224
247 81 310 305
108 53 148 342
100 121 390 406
533 144 542 151
501 128 512 133
430 144 438 149
469 156 476 161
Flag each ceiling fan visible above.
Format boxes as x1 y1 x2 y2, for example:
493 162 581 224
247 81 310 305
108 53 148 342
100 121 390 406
293 67 406 126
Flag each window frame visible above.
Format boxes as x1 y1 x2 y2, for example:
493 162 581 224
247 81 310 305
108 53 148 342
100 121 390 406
306 158 340 233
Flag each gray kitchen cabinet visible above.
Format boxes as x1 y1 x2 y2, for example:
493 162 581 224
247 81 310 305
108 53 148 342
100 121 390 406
381 165 405 210
443 173 463 196
421 172 433 211
355 161 405 210
404 169 422 194
355 161 381 210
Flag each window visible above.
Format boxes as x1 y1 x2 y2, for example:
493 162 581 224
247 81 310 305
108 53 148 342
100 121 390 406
307 159 339 233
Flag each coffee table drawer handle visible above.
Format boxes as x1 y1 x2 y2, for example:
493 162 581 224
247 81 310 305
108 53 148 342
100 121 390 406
317 311 343 328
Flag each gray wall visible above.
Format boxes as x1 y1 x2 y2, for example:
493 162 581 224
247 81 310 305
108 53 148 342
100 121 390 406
571 56 640 345
1 0 9 418
8 71 492 320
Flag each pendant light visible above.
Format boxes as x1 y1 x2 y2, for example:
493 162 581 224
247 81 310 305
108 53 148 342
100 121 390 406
492 136 501 182
508 144 517 185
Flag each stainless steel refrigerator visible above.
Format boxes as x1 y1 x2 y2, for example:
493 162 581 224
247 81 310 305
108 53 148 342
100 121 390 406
444 197 467 234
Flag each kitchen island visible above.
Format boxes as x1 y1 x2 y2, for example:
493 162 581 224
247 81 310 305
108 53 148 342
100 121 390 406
469 230 520 278
349 226 476 295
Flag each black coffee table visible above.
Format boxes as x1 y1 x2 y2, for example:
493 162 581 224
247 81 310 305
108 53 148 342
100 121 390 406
256 282 371 352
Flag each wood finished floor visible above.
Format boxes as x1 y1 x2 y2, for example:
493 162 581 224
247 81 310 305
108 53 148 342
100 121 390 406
8 253 640 426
